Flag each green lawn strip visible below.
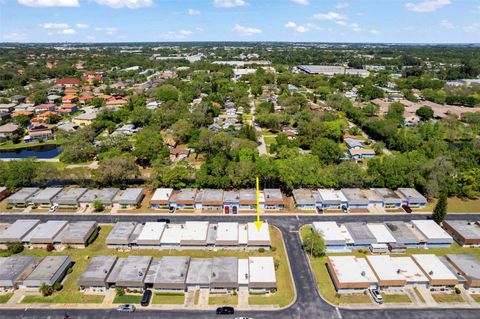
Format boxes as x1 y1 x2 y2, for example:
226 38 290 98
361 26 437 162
432 293 465 303
338 294 372 304
0 293 13 304
113 294 142 304
0 140 60 150
382 294 412 303
208 295 238 305
194 290 200 305
263 136 277 145
471 295 480 302
152 292 185 305
413 287 426 303
416 197 480 213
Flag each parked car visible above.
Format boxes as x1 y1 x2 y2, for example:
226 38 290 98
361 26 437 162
369 289 383 304
168 206 176 214
402 204 412 213
156 218 170 224
216 306 234 315
316 206 323 214
141 289 152 306
117 304 136 313
49 203 59 213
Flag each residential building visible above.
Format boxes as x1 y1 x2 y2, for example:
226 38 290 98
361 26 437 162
373 188 403 209
150 188 173 209
411 254 458 288
53 188 88 208
79 188 120 206
29 187 62 206
343 222 377 247
113 188 144 208
7 188 39 206
317 189 348 210
445 254 480 293
223 190 240 214
312 221 354 251
169 188 197 209
22 256 72 288
292 189 318 210
396 188 427 208
78 256 118 292
263 189 285 210
210 257 238 291
145 256 190 291
0 123 19 141
385 221 422 247
326 256 378 293
0 220 40 247
442 220 480 247
22 220 68 246
248 257 276 291
54 221 98 248
238 189 256 211
411 220 453 247
0 256 37 289
341 188 370 210
108 256 152 290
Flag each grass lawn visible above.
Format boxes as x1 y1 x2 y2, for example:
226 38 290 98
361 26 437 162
0 140 60 150
338 294 372 304
382 294 412 303
152 293 185 305
17 225 293 307
432 293 465 303
471 295 480 302
194 290 200 305
414 287 426 303
0 293 13 304
113 294 142 304
263 136 277 145
417 197 480 213
208 295 238 305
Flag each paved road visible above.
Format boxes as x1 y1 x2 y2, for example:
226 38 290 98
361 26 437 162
0 213 479 319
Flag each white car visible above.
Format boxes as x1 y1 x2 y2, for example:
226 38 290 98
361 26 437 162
49 203 59 213
369 289 384 304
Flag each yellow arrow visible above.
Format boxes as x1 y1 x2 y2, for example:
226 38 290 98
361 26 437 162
254 176 263 231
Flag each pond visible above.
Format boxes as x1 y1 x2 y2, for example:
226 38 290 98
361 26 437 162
0 144 62 159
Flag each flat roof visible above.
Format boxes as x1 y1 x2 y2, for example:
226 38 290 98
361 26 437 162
249 257 276 284
0 219 40 242
263 189 284 204
373 188 402 203
344 222 377 245
25 256 71 282
239 224 248 245
392 257 428 283
113 256 152 284
23 221 68 243
151 256 190 284
136 222 166 244
55 221 97 244
29 188 62 204
54 188 88 205
341 188 369 205
367 223 396 244
317 189 347 203
239 189 255 204
444 220 480 240
411 220 453 243
8 188 39 204
396 188 427 202
385 221 420 245
446 254 480 281
78 256 118 285
186 258 212 286
79 188 119 204
211 257 238 285
412 254 457 281
367 255 406 282
202 189 224 205
223 190 240 203
247 222 270 245
180 221 209 244
328 256 377 285
216 222 239 243
151 188 173 203
238 259 249 286
0 256 37 285
172 188 197 204
292 189 317 205
114 188 144 205
106 222 137 245
160 224 183 245
312 222 351 245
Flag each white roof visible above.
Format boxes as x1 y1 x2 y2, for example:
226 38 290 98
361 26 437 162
181 221 209 242
328 256 377 285
238 224 248 245
160 224 183 245
312 222 350 245
338 225 355 244
247 222 270 243
317 189 347 202
367 255 405 282
136 222 166 243
151 188 173 202
367 223 396 243
216 222 238 243
411 220 453 242
238 259 249 285
249 257 276 284
392 257 428 284
412 254 457 281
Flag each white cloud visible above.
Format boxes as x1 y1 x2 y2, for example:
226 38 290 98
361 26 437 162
18 0 79 7
3 32 28 41
60 28 76 34
232 24 261 36
313 12 347 21
405 0 451 12
335 2 349 9
95 27 103 32
161 30 193 40
39 22 70 29
370 29 380 34
105 27 117 35
86 36 96 40
290 0 309 6
213 0 246 8
76 23 89 29
439 19 454 29
93 0 153 9
188 8 200 15
284 21 310 33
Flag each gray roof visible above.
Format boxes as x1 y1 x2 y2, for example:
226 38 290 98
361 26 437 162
263 189 284 204
78 256 118 287
106 222 137 245
114 188 144 205
373 188 403 204
239 189 255 204
396 188 427 203
29 188 63 204
224 190 240 203
171 188 197 204
79 188 120 205
111 256 152 287
23 256 72 286
54 188 88 205
344 222 377 245
22 221 68 243
202 189 224 204
446 254 480 281
344 137 365 149
211 257 238 287
148 256 190 286
0 256 37 287
0 219 40 243
8 188 39 204
385 221 421 245
443 220 480 240
54 221 98 244
341 188 369 206
292 189 317 206
186 258 213 286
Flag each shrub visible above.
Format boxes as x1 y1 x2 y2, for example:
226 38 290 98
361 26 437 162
39 283 54 296
116 287 125 297
53 282 63 291
46 243 55 252
303 229 326 257
7 242 24 254
454 287 461 294
93 200 104 212
270 246 277 252
66 267 73 274
258 247 265 253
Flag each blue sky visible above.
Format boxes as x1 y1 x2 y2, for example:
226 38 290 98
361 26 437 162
1 0 479 43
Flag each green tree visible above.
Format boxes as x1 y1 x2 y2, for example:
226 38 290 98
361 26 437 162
39 283 54 296
432 192 447 224
96 156 139 187
303 228 326 257
7 242 24 254
171 119 194 144
156 84 179 101
133 127 169 166
93 200 104 212
311 137 343 165
416 106 434 121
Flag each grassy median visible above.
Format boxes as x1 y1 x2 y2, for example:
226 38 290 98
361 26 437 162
0 294 13 304
152 292 185 305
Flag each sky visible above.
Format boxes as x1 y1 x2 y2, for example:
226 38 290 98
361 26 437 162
1 0 480 43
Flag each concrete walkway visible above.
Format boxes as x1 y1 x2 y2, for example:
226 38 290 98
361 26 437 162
459 287 477 306
184 290 195 307
6 290 24 305
197 289 209 308
416 286 438 307
101 289 116 306
238 287 249 307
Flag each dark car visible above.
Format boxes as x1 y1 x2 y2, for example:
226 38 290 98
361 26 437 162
402 204 412 213
156 218 170 224
216 306 234 315
168 206 176 214
141 290 152 306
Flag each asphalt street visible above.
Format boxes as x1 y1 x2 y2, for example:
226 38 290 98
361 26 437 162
0 212 479 319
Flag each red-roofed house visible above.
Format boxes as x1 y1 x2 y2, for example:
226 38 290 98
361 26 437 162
35 103 56 114
62 95 78 103
58 103 78 114
56 78 81 87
